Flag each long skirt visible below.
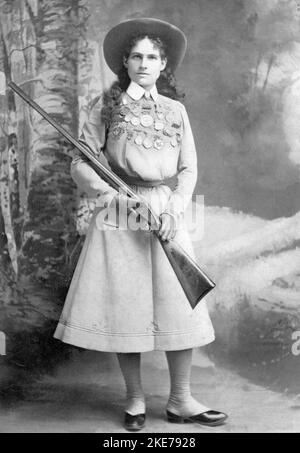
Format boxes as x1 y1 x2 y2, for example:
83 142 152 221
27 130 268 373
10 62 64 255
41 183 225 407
53 184 215 352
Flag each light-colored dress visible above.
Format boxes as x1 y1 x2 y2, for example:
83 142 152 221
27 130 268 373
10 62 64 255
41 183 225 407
53 81 215 352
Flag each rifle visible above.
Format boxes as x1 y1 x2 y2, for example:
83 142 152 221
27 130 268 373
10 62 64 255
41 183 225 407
5 77 216 309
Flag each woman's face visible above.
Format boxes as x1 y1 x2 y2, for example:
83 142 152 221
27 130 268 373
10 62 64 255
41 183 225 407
124 37 167 90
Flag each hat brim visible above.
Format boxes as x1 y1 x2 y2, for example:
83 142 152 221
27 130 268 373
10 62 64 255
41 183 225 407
103 18 187 74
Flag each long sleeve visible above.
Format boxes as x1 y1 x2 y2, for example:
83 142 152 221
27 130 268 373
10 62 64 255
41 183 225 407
71 96 118 199
162 103 197 220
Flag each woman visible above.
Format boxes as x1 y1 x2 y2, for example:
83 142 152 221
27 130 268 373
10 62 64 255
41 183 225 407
54 18 228 431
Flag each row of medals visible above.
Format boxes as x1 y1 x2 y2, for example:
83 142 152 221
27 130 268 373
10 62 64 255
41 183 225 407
112 100 181 150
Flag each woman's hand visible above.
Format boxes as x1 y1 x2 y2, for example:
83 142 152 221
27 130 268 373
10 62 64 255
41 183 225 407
158 213 177 241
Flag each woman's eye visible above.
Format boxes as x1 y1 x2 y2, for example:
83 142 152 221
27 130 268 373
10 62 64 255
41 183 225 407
129 54 159 60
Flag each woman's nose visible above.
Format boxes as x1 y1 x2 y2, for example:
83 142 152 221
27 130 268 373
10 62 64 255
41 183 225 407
139 57 148 68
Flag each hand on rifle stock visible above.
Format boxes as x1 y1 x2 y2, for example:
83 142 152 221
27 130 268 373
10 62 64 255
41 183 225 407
158 212 177 242
113 193 177 238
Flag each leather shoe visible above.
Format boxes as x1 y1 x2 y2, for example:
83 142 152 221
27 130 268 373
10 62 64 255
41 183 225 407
124 412 146 431
166 409 228 427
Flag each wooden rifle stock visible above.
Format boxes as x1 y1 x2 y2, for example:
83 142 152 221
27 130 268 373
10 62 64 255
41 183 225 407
8 80 216 309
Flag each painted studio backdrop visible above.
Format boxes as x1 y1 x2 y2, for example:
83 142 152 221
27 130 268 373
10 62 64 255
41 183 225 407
0 0 300 432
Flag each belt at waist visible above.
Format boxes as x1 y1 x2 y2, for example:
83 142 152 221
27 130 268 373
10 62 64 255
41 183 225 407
111 170 167 187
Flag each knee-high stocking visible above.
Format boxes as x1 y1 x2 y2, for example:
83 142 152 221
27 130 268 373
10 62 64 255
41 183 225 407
117 352 146 415
165 349 210 416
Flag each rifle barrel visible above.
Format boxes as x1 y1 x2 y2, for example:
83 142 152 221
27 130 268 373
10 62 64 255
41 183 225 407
8 80 215 308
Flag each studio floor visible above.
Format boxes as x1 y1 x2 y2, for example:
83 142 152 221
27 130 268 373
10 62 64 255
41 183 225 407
0 349 300 433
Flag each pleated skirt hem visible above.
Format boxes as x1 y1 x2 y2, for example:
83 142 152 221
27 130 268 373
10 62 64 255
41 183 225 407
54 321 215 353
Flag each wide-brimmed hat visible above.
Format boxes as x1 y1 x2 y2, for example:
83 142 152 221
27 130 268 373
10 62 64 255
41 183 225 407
103 18 187 74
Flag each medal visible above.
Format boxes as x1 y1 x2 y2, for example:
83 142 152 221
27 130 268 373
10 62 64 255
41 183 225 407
124 114 131 122
141 101 152 110
111 124 125 139
119 106 130 116
131 116 140 126
140 114 153 127
163 126 175 137
142 137 152 149
134 135 143 146
171 136 177 147
154 120 164 131
154 138 164 150
131 104 140 116
166 112 175 123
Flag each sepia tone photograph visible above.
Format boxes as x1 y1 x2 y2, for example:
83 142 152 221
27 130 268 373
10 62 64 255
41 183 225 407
0 0 300 435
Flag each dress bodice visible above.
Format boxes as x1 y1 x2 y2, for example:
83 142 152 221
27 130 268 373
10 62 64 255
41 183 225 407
71 90 198 218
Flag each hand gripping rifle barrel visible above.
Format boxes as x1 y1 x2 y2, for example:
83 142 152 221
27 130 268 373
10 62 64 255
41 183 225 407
7 79 216 309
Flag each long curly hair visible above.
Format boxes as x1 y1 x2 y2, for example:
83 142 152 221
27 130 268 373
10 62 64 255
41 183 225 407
100 34 185 126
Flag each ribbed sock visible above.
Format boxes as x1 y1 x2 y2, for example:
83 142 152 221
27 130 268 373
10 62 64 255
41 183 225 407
117 352 146 416
165 349 210 417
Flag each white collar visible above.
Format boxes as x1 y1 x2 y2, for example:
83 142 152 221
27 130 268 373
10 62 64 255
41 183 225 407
126 81 158 102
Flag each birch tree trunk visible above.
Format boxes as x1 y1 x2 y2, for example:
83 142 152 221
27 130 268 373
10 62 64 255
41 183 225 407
0 0 82 372
0 0 37 334
20 0 79 287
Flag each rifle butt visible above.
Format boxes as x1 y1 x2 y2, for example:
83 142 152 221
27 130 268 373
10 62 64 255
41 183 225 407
158 236 215 309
